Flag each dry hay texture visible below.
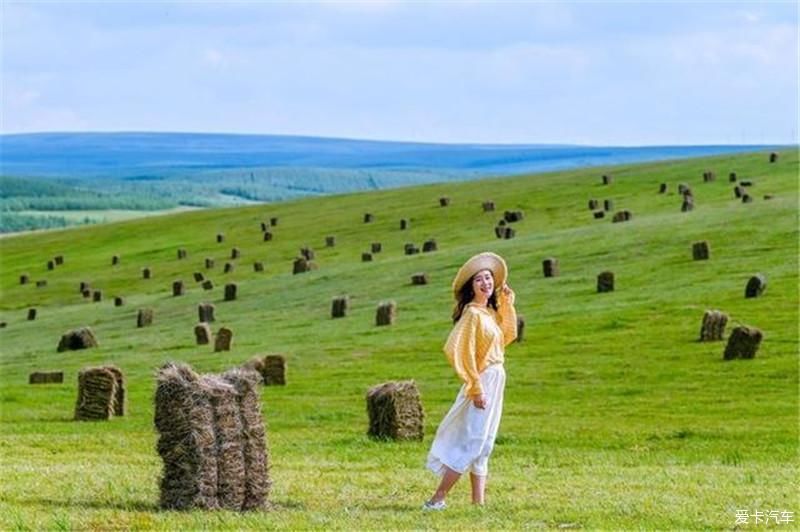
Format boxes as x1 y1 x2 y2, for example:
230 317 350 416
215 327 233 352
195 323 212 345
57 327 98 352
376 301 397 326
700 310 728 341
198 303 215 323
244 355 286 386
332 296 349 318
205 258 215 269
224 283 238 301
74 365 125 420
366 380 425 441
411 273 429 286
29 371 64 384
173 281 185 297
137 308 154 328
542 258 560 278
154 363 270 511
723 326 763 360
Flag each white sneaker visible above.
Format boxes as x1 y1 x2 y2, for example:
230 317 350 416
422 499 446 511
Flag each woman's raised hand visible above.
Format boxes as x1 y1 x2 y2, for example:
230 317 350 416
500 283 515 304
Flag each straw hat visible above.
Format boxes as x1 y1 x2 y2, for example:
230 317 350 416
451 252 507 298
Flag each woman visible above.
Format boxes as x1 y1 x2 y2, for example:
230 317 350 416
424 251 517 510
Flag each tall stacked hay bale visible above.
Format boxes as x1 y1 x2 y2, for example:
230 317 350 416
92 290 103 302
27 308 37 321
114 296 125 307
253 262 264 272
439 197 450 207
293 257 313 274
411 273 429 285
659 183 667 193
588 199 599 210
263 231 273 242
195 323 212 345
205 258 215 269
597 271 615 293
202 280 214 290
143 267 152 279
702 171 716 182
224 283 238 301
112 255 120 266
231 248 241 260
542 258 559 278
404 243 419 255
362 252 373 262
54 255 64 266
173 281 185 297
769 152 778 163
137 309 154 328
20 274 29 285
400 218 409 230
270 216 278 226
194 272 205 282
603 199 614 212
47 260 54 271
29 371 64 384
325 236 336 247
366 381 424 440
482 201 495 212
215 327 233 352
364 213 374 223
699 310 728 341
177 249 187 260
74 365 125 420
602 174 612 185
692 241 710 261
332 296 349 318
217 233 225 243
57 327 98 352
724 326 763 360
681 196 695 212
376 301 397 326
745 274 767 298
612 211 632 223
154 363 270 511
244 355 286 386
224 263 234 274
729 172 737 182
371 242 382 253
300 247 315 260
422 239 438 252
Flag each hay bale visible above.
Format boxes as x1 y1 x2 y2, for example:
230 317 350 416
137 308 154 328
502 227 515 239
177 249 187 260
246 355 287 386
734 186 743 198
192 323 211 345
36 280 48 288
411 273 428 285
104 365 126 416
79 281 90 293
47 260 54 271
371 242 382 253
678 183 691 196
364 213 374 223
612 210 632 223
769 152 778 163
0 322 5 328
439 197 450 207
494 226 503 238
224 283 238 301
154 363 220 510
745 274 766 298
332 296 349 318
92 290 102 302
20 274 29 285
263 231 273 242
504 210 523 223
217 233 224 243
603 199 614 212
205 258 215 269
681 197 694 212
231 248 241 260
659 183 667 194
482 201 495 212
112 255 120 266
203 374 246 510
293 257 313 274
376 301 396 326
602 174 612 185
27 308 37 321
260 222 269 232
194 272 205 282
740 180 753 187
224 263 234 274
362 252 373 262
29 371 64 384
597 271 614 293
366 380 424 441
699 310 728 341
763 194 774 200
202 280 214 290
404 243 420 255
729 172 737 182
198 303 216 323
588 199 599 210
702 171 716 182
215 327 233 352
692 241 710 261
593 211 605 219
422 239 437 253
516 316 525 343
82 289 91 298
74 367 117 421
114 296 125 307
253 262 264 272
57 327 98 352
542 258 559 278
173 281 185 297
325 236 336 247
724 325 763 360
400 218 409 230
54 255 64 266
143 267 152 280
300 247 315 260
742 194 752 203
270 216 278 226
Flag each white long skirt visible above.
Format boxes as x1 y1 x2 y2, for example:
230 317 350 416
426 364 506 477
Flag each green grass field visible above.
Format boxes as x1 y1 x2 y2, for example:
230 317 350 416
0 150 797 530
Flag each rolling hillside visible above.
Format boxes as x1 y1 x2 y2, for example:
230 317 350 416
0 149 797 530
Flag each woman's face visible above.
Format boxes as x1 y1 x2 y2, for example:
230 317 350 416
471 269 495 299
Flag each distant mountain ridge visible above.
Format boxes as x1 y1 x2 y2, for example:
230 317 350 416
0 132 779 179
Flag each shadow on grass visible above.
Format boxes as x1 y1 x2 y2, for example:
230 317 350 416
15 496 158 512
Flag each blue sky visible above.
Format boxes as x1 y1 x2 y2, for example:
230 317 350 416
1 1 797 145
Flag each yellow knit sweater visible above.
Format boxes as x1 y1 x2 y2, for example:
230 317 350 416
443 293 517 398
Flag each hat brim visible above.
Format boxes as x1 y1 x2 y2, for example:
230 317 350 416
451 252 508 298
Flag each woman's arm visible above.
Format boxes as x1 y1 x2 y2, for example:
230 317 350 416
444 310 484 399
496 284 518 345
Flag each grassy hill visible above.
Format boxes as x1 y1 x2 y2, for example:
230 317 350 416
0 149 797 530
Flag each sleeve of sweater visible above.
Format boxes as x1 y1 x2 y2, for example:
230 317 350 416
443 309 483 398
496 289 518 346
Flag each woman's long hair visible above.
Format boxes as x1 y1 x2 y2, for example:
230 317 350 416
452 274 498 323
